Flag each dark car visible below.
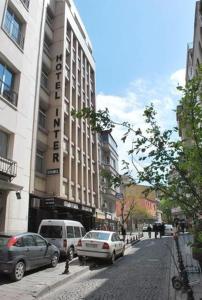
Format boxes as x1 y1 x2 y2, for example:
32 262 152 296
0 232 59 281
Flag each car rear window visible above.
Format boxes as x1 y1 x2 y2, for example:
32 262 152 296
84 232 110 241
0 236 10 248
40 225 62 238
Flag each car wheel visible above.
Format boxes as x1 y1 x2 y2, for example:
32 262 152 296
109 252 116 264
51 252 59 267
69 247 74 261
10 261 25 281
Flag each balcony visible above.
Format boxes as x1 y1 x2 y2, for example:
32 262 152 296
0 156 17 180
0 78 18 107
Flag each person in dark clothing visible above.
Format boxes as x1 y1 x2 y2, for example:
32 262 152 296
153 223 158 239
147 224 152 238
160 222 165 238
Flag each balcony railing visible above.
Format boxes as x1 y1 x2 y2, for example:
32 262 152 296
4 17 24 49
20 0 30 9
41 72 49 90
0 156 17 179
0 78 18 106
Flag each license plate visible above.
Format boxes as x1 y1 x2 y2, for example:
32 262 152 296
86 243 97 248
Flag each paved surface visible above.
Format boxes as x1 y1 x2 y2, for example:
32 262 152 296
41 234 174 300
0 232 201 300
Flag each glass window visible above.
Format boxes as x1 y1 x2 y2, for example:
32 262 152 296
4 7 23 48
74 227 81 238
84 231 110 241
38 108 46 129
14 237 23 247
40 225 62 238
0 130 9 158
34 235 47 246
36 149 45 173
66 226 74 238
23 235 36 246
111 234 116 242
81 227 86 237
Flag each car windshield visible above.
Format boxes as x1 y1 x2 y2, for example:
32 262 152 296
84 231 110 241
0 235 10 248
40 225 62 238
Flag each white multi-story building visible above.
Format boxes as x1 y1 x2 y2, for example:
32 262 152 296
0 0 100 233
0 0 44 233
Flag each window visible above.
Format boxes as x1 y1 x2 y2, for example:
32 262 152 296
0 62 17 106
84 231 110 241
41 66 49 90
23 235 36 246
40 225 62 238
0 130 9 158
74 227 81 238
66 226 74 238
4 7 24 49
14 237 23 247
34 235 47 247
38 108 46 129
36 149 45 174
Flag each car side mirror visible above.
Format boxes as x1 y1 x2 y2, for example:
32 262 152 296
47 242 52 247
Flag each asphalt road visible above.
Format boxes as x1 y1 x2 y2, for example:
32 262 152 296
42 236 173 300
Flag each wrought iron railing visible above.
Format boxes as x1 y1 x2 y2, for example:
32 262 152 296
0 156 17 179
0 78 18 106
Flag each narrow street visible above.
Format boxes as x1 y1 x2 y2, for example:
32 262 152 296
43 236 173 300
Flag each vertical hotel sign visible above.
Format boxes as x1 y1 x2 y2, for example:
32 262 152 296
52 54 63 165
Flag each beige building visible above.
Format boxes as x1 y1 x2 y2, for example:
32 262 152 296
29 0 100 232
0 0 100 233
0 0 44 233
186 1 202 82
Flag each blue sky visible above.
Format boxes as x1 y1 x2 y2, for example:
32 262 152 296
74 0 195 95
74 0 196 171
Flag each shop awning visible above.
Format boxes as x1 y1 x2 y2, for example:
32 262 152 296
0 179 23 191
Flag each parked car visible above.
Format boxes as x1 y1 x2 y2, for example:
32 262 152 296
0 232 59 281
77 230 125 264
164 224 173 236
38 219 85 259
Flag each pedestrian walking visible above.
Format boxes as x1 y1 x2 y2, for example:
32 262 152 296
147 224 152 238
159 222 165 238
153 223 158 239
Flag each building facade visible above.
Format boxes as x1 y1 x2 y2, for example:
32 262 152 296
0 0 44 233
0 0 100 233
97 130 119 231
29 0 100 232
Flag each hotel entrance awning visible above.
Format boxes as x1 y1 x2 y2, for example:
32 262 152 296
0 179 23 191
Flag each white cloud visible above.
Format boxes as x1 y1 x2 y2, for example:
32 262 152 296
96 69 185 175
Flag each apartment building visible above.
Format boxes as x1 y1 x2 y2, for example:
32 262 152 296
97 131 119 231
0 0 44 233
186 1 202 82
29 0 100 232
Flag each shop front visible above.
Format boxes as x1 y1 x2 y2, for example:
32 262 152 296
28 195 95 232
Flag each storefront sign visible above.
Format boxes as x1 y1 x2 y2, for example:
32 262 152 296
43 198 55 206
64 201 79 210
46 168 60 175
105 213 112 220
82 205 93 213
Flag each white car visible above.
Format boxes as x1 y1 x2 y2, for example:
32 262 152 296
164 224 173 236
77 230 125 264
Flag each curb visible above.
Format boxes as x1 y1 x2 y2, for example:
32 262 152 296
35 237 144 299
34 265 89 299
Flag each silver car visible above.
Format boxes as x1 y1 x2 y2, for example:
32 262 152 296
0 232 59 281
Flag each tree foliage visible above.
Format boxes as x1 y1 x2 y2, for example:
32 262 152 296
72 68 202 217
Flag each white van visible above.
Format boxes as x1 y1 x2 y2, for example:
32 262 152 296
38 219 85 259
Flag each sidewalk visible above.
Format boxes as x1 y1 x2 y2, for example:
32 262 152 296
170 233 202 300
0 234 142 300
